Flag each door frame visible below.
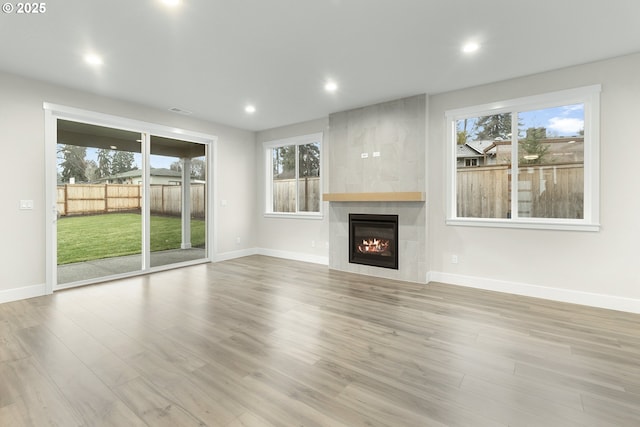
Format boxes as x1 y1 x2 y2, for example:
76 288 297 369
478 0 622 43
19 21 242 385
44 103 218 294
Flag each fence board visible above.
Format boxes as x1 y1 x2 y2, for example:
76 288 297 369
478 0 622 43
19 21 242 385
457 164 583 219
57 184 205 218
273 177 320 212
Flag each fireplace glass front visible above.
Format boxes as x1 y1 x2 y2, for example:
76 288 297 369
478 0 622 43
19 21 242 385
349 214 398 269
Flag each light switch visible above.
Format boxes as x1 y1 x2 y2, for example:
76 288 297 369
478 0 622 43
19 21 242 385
221 199 228 207
19 200 33 210
361 153 369 159
373 151 381 157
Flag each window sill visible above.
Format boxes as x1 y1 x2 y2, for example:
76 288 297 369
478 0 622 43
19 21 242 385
446 218 600 232
264 213 324 220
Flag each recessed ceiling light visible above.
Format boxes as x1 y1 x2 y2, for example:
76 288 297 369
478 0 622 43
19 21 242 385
462 42 480 54
324 81 338 92
245 105 256 114
84 53 103 66
110 145 118 150
161 0 181 6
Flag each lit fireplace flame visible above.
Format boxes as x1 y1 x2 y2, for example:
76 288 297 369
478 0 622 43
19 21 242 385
357 238 390 254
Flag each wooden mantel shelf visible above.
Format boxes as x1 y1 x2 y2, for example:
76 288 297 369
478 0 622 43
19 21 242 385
323 192 425 202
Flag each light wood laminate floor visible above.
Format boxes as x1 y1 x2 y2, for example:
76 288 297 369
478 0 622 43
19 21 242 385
1 255 639 426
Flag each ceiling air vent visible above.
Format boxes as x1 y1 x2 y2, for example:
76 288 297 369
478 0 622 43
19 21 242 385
168 107 192 115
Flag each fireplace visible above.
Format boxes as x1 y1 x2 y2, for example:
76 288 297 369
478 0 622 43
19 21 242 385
349 214 398 269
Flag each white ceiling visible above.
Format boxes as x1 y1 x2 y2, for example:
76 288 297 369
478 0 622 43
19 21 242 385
2 0 640 131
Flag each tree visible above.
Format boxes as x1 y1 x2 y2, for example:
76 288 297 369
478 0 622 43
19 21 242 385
111 151 136 174
170 160 181 172
190 158 206 180
526 127 546 140
298 143 320 177
457 118 469 144
271 144 319 180
169 158 206 180
520 127 549 165
58 144 88 183
457 130 469 145
273 145 296 179
85 160 99 182
96 148 112 178
474 113 512 140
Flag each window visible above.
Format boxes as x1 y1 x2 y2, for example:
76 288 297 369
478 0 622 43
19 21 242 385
446 85 600 231
264 133 322 217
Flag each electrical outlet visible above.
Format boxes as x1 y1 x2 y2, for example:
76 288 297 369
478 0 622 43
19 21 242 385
311 240 316 248
451 254 459 264
236 237 241 244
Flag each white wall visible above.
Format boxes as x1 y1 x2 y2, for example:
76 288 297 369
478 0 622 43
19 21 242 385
428 53 640 312
4 52 640 312
0 70 256 302
255 118 330 264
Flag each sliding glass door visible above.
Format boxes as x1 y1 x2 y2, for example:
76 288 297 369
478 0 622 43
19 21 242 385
52 117 210 289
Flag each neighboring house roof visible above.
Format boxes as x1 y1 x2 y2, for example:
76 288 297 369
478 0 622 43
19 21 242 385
458 137 585 164
457 140 500 160
457 144 483 159
466 140 497 155
481 138 513 154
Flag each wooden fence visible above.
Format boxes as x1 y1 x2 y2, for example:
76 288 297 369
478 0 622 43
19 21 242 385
57 184 205 218
273 177 320 212
150 184 205 218
457 163 584 219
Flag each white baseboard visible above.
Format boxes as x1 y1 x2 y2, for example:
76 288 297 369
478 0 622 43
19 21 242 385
213 247 329 265
0 284 47 304
212 248 259 262
256 248 329 265
429 271 640 314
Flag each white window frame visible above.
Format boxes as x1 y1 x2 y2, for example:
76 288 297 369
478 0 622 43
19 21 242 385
263 132 323 219
445 85 600 231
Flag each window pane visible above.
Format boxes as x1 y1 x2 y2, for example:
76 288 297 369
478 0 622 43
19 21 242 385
517 104 584 219
297 142 320 212
456 115 511 218
272 145 296 212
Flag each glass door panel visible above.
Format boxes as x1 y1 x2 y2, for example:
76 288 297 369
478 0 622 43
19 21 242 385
149 136 207 268
56 120 143 286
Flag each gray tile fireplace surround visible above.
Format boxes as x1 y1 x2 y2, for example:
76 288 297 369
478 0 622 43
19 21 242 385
329 201 427 283
326 94 427 283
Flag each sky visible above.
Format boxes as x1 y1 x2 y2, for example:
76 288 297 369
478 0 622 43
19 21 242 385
459 103 585 140
519 104 584 136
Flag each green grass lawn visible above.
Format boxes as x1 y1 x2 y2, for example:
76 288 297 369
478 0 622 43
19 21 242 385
57 213 205 265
